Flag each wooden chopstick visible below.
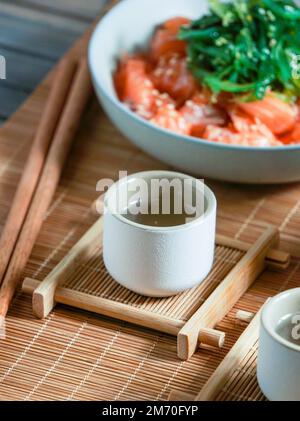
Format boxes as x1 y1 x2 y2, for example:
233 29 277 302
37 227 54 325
0 58 92 327
0 58 76 286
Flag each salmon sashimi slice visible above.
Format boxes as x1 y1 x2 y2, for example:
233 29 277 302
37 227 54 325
280 122 300 144
203 123 282 147
150 17 190 61
114 57 157 119
150 106 189 135
163 17 191 31
280 101 300 144
151 55 197 105
237 94 298 135
230 109 254 133
226 107 281 146
136 91 177 120
180 93 228 137
230 107 274 135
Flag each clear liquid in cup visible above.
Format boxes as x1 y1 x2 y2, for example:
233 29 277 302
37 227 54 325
122 195 197 227
275 313 300 346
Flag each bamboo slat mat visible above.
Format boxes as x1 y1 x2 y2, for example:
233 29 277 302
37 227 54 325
215 340 263 401
0 1 300 401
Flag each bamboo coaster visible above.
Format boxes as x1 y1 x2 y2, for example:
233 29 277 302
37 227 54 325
22 218 287 360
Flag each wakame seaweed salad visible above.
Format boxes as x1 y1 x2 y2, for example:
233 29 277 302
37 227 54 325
179 0 300 101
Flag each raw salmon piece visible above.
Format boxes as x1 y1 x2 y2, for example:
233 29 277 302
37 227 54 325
202 125 239 144
136 91 176 120
150 106 189 135
229 107 281 144
150 17 190 61
141 91 176 119
237 94 298 135
114 57 155 118
152 91 176 109
280 122 300 144
203 124 282 147
164 17 191 31
281 100 300 143
151 55 197 105
229 107 254 132
180 93 227 137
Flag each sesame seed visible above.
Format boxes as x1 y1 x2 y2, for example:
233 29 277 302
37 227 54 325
167 104 175 110
169 57 179 66
166 69 174 77
154 68 164 77
179 119 186 130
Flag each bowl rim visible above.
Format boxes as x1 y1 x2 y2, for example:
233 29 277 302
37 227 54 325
88 0 300 153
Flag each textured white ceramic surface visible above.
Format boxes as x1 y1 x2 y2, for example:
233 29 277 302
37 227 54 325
257 288 300 401
102 171 216 297
88 0 300 184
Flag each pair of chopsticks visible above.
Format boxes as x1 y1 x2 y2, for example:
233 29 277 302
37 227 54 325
0 56 93 328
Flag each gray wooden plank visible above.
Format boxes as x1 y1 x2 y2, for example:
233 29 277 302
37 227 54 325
1 47 54 91
0 0 108 122
0 12 80 60
3 0 107 21
0 84 28 118
0 2 91 31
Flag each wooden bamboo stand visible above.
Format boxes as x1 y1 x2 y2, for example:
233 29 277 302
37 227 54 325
22 217 288 360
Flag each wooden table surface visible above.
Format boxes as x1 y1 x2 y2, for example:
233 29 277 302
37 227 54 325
0 0 106 124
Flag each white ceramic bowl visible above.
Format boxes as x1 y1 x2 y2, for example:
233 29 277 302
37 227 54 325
88 0 300 184
103 171 216 297
257 289 300 401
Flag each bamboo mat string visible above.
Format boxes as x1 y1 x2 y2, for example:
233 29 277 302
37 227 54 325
0 312 54 385
155 360 184 401
279 198 300 232
113 333 162 401
24 320 88 401
66 327 123 401
234 199 266 240
279 261 300 292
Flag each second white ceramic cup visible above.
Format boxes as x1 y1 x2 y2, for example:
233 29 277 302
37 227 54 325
257 288 300 401
103 171 216 297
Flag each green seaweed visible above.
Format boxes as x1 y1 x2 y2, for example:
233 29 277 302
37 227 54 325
179 0 300 101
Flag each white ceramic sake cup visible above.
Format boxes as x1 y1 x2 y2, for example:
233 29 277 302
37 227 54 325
257 288 300 401
103 170 216 297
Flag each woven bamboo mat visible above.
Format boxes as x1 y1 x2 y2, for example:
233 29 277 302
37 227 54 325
0 1 300 401
216 340 262 401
